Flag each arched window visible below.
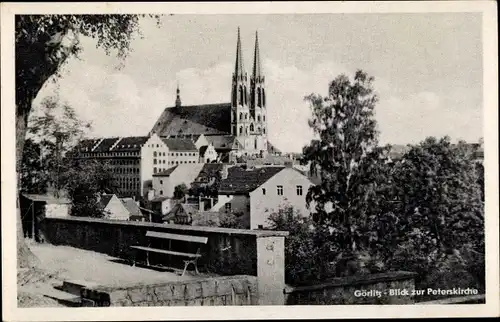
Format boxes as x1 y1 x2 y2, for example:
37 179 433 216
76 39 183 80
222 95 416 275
244 86 248 105
263 127 266 134
250 123 254 132
245 127 249 135
257 126 261 133
239 86 243 105
262 88 266 106
257 115 261 122
232 85 237 105
153 151 157 157
245 113 248 120
254 138 258 149
263 115 266 122
257 88 262 107
240 112 243 120
239 126 243 135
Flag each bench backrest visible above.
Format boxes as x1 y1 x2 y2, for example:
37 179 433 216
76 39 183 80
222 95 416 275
146 231 208 244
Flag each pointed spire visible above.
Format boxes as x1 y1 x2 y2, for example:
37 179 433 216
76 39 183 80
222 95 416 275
234 27 245 76
175 82 181 107
252 31 262 78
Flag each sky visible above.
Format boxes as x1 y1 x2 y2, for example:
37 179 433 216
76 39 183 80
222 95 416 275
32 13 483 153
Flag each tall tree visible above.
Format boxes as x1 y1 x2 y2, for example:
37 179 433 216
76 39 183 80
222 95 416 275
302 70 392 271
16 14 159 268
388 137 485 289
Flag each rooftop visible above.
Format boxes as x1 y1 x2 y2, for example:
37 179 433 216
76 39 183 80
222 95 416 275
152 103 232 137
219 165 286 194
161 138 198 151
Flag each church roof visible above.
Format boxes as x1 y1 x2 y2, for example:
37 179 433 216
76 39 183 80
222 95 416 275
219 165 285 195
151 103 232 137
161 138 198 151
205 135 242 151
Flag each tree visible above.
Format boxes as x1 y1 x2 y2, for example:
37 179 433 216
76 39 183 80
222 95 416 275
173 183 188 200
63 159 117 218
302 70 392 272
23 95 91 196
387 137 485 290
19 139 47 195
15 14 159 268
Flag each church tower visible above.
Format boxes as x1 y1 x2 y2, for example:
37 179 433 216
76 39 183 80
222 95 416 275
230 27 251 151
250 31 268 153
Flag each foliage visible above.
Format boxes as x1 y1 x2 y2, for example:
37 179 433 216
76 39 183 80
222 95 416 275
21 96 91 195
20 139 47 194
266 206 325 284
302 70 392 273
173 183 189 200
62 159 117 218
218 212 248 229
189 170 222 198
386 137 485 290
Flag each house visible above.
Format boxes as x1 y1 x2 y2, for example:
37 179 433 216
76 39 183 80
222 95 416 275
162 203 199 225
215 164 314 229
98 194 130 221
121 197 144 221
150 196 174 216
152 163 205 198
199 143 218 163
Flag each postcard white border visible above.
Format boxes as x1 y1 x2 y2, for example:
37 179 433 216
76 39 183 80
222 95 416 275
2 1 499 320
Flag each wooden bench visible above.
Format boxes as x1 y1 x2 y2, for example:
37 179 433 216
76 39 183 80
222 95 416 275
130 231 208 276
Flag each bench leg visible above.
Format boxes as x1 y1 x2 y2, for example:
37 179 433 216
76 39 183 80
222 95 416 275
182 261 189 276
146 251 150 266
194 260 200 275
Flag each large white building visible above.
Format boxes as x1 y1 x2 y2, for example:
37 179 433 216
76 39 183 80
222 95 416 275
215 164 314 229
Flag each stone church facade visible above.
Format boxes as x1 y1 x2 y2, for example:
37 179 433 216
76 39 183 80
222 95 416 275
150 28 275 158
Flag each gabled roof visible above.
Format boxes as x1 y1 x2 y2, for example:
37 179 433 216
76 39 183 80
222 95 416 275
162 203 198 223
219 166 285 194
112 136 149 152
153 165 178 177
161 138 198 151
98 194 114 209
151 103 232 137
121 198 142 218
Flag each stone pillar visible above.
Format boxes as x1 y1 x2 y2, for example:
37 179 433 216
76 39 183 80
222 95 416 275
256 235 285 305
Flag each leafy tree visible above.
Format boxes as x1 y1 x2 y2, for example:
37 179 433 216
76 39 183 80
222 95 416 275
62 159 117 218
302 70 392 274
387 137 485 291
266 206 322 284
20 139 47 194
22 95 91 196
173 183 188 200
15 14 159 268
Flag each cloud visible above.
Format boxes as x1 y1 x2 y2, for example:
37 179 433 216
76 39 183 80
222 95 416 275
33 52 482 153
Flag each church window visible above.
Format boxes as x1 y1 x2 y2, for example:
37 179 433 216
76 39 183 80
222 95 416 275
257 115 261 122
263 115 266 122
257 126 261 133
244 86 248 104
257 88 262 107
239 126 243 135
240 112 243 120
263 128 266 134
250 124 254 132
153 159 157 165
245 113 248 120
262 88 266 106
239 86 243 105
154 167 157 174
246 127 249 135
232 85 237 105
254 139 258 149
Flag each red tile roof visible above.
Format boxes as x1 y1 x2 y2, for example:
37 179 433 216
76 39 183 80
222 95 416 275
219 165 285 194
152 103 232 137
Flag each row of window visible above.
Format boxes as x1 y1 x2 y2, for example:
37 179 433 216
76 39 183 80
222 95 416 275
112 167 140 174
232 85 266 107
153 151 197 157
110 159 139 165
153 160 198 173
234 112 266 122
154 159 199 166
81 152 139 158
262 185 303 196
233 126 266 135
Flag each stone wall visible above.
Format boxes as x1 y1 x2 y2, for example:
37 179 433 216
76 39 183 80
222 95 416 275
40 217 288 305
284 271 417 305
81 275 258 307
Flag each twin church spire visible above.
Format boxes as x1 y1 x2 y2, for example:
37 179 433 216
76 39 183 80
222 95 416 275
231 27 267 139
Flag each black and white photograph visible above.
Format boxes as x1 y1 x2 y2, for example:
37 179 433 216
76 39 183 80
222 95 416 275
1 1 499 320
